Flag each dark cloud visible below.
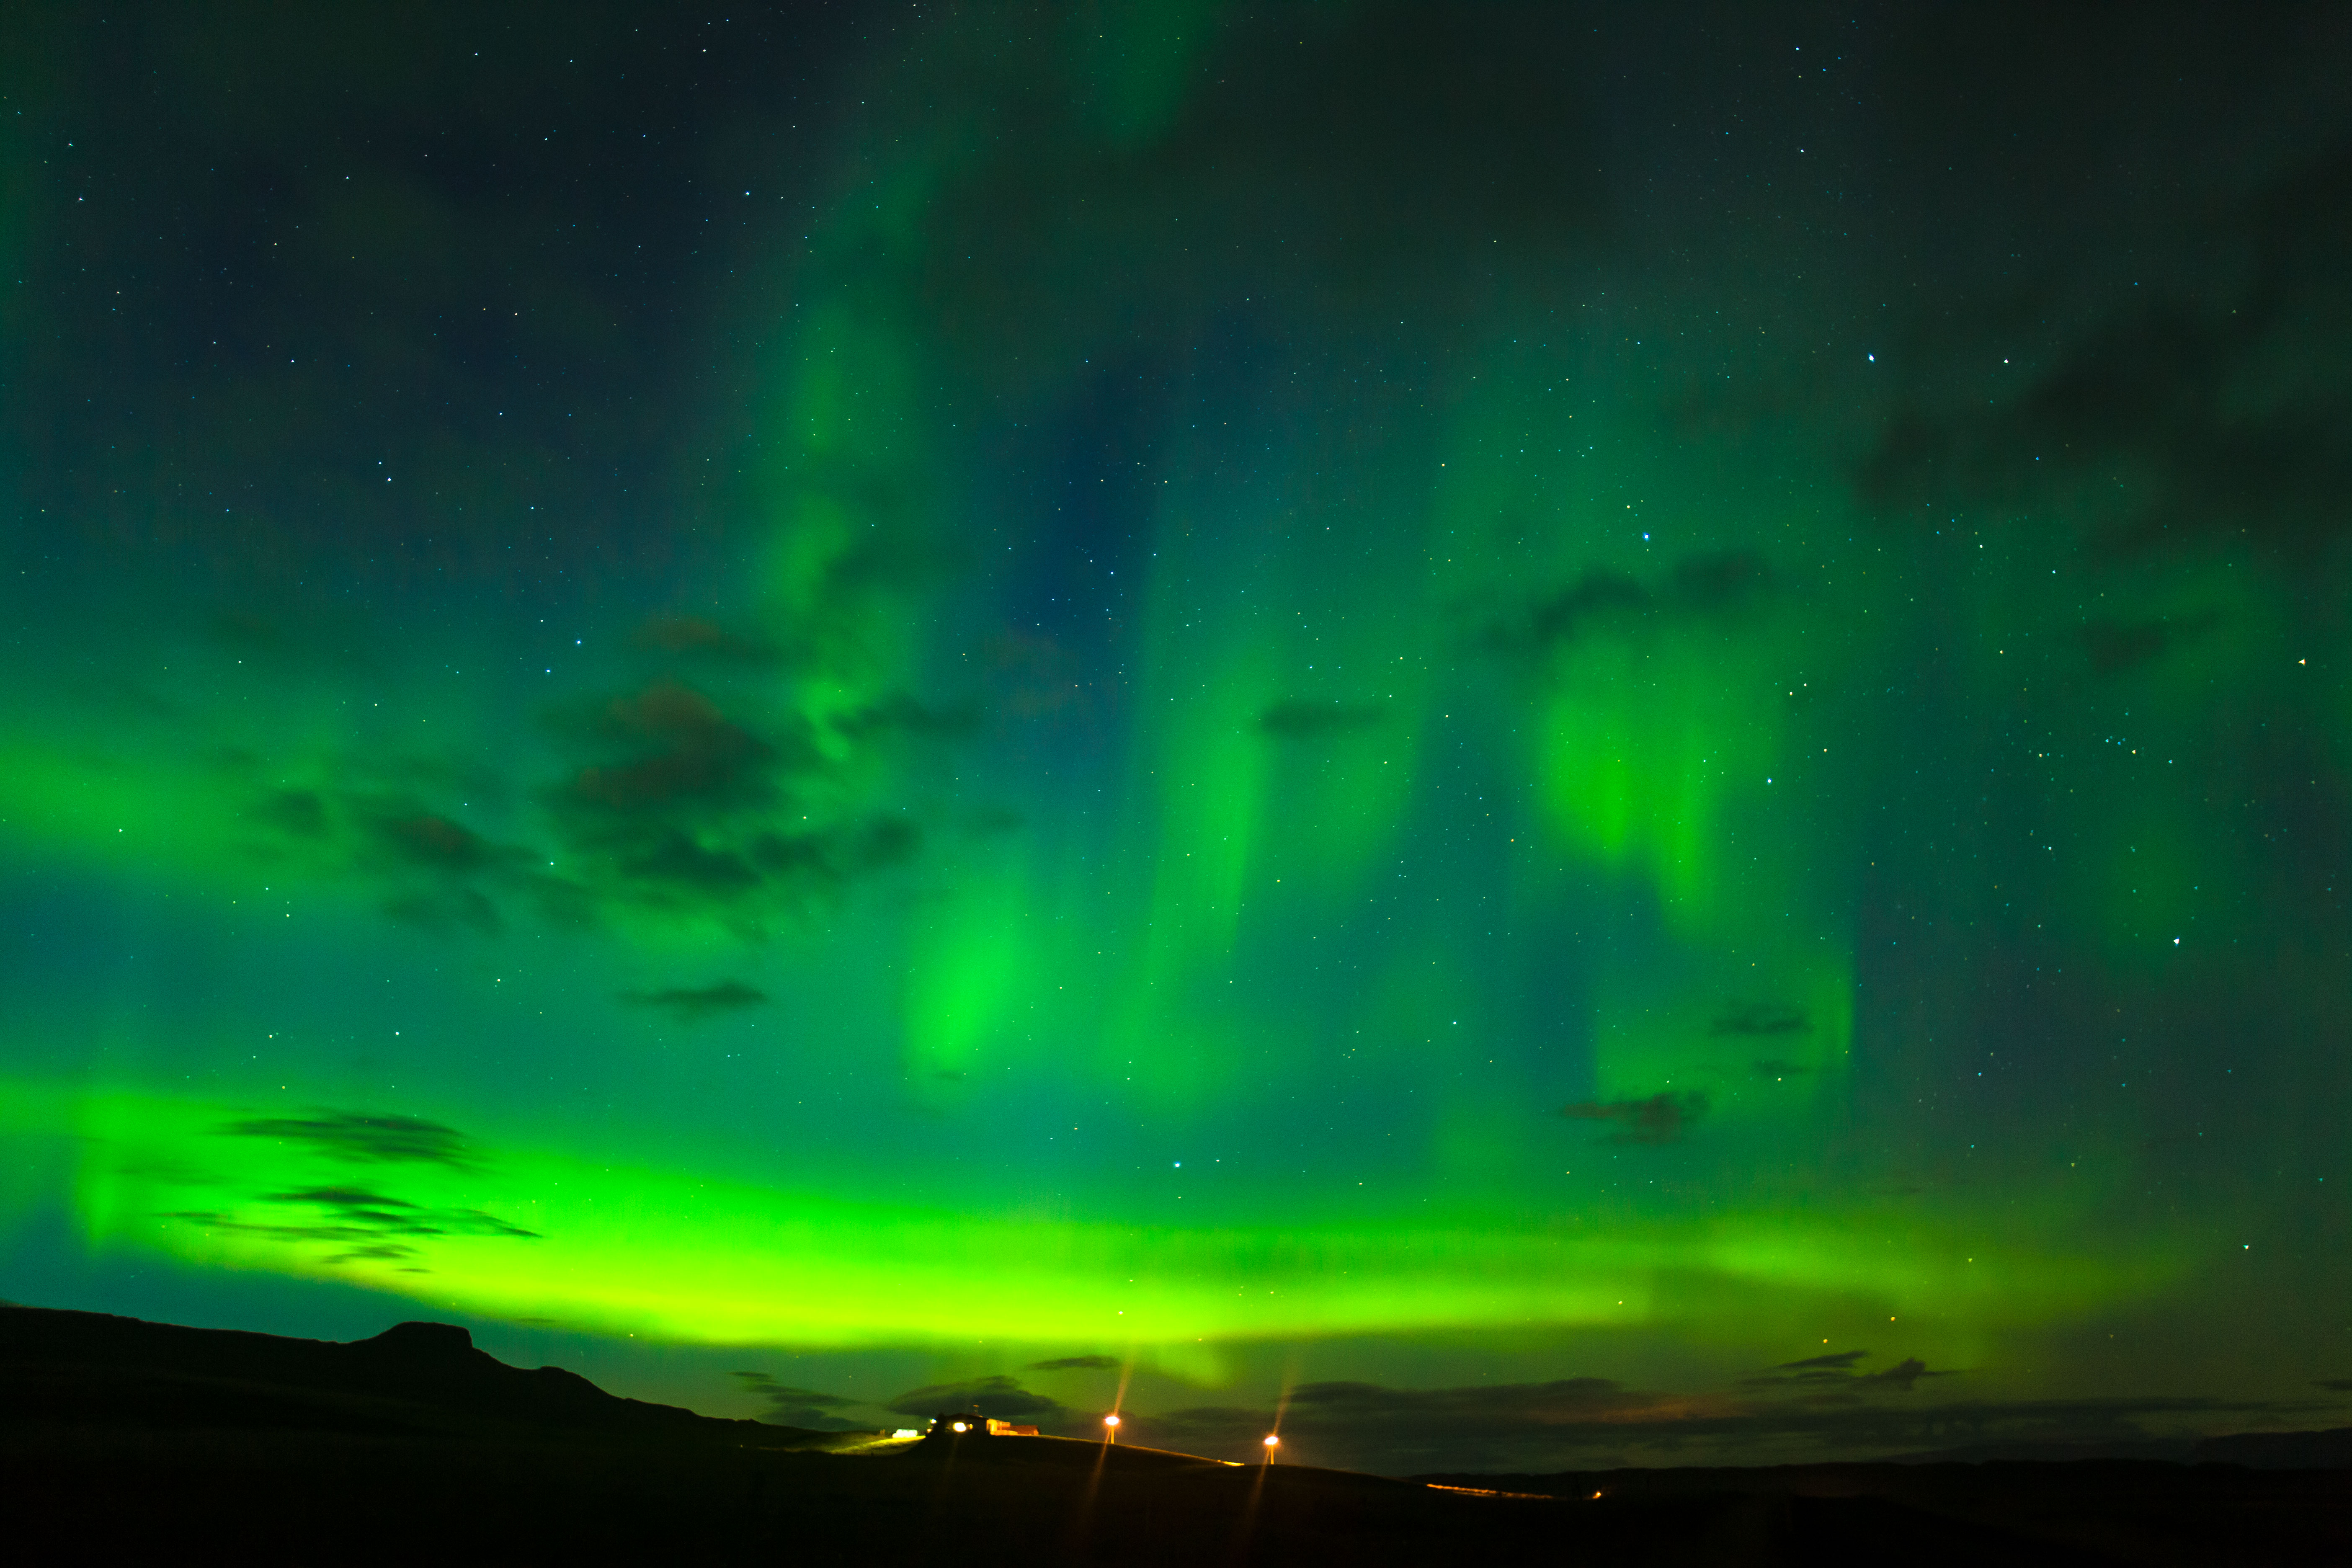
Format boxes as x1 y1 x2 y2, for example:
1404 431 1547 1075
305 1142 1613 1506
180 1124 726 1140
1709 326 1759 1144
619 980 768 1022
374 813 500 873
633 615 783 665
1026 1354 1120 1372
1744 1352 1952 1394
885 1375 1065 1424
1860 139 2352 562
1711 1003 1809 1038
256 788 330 838
278 1188 536 1242
1256 699 1386 740
1173 5 1607 285
219 659 943 936
266 1186 424 1223
544 681 928 921
1751 1059 1809 1079
833 694 980 742
380 885 505 935
366 810 530 931
1481 552 1776 659
745 818 923 892
1865 1359 1937 1393
162 1183 538 1267
561 682 787 818
2078 613 2217 675
2316 1379 2352 1392
1502 569 1650 651
221 1112 476 1168
913 3 1608 361
732 1372 870 1431
235 767 566 937
1560 1091 1707 1145
1669 551 1775 613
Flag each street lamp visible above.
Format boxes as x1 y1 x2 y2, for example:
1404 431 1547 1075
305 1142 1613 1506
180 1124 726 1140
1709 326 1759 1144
1262 1434 1281 1462
1103 1413 1121 1444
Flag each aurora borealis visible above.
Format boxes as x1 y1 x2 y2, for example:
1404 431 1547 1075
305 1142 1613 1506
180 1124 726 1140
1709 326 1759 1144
4 3 2349 1472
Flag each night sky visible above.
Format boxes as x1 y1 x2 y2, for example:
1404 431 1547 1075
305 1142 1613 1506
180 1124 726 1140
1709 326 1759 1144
5 2 2350 1473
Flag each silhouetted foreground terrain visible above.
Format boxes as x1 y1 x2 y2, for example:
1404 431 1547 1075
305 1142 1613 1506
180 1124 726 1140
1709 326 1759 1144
4 1307 2344 1565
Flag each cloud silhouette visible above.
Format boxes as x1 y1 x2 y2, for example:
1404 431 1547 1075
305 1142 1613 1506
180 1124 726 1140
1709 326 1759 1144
1711 1003 1809 1038
1560 1091 1707 1145
885 1375 1064 1424
234 765 580 937
633 614 783 664
543 681 928 920
260 1187 536 1240
619 981 769 1022
1859 139 2352 562
1743 1351 1952 1393
1026 1354 1121 1372
732 1371 871 1431
560 682 786 819
1864 1358 1937 1393
1256 699 1385 740
374 812 501 873
1494 568 1650 652
220 1112 476 1168
1482 552 1776 659
161 1181 539 1268
909 3 1610 356
221 664 941 936
2078 613 2217 675
1669 550 1774 613
833 693 980 742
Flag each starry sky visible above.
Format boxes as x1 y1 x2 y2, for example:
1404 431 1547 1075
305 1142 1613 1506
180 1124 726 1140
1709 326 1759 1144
4 2 2350 1473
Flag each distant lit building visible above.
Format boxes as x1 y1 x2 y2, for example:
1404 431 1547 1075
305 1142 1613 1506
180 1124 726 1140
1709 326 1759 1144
922 1408 1038 1441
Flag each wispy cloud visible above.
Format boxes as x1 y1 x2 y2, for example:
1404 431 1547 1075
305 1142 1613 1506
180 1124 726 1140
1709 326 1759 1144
221 1112 475 1168
1858 138 2352 562
886 1375 1065 1425
619 980 768 1021
1560 1092 1707 1145
634 614 783 665
1256 699 1385 740
1480 551 1776 658
1710 1003 1808 1038
544 681 925 920
1743 1351 1952 1394
731 1371 871 1431
162 1185 537 1268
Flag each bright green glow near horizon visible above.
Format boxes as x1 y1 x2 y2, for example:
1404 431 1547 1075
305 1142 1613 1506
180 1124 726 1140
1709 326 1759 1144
15 1079 2180 1364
